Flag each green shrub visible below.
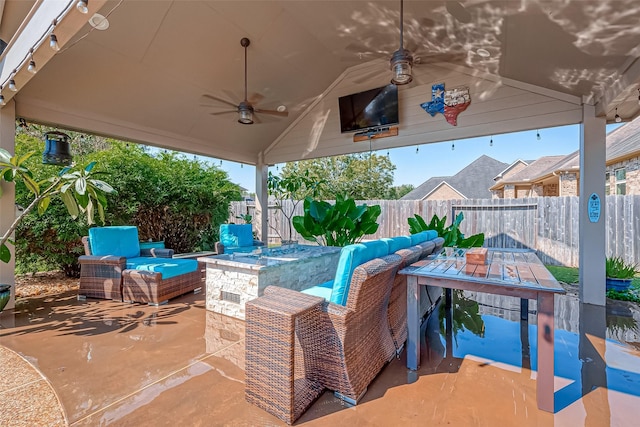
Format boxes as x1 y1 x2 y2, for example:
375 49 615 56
408 212 484 248
605 256 637 279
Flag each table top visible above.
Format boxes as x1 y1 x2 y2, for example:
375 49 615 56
399 248 565 295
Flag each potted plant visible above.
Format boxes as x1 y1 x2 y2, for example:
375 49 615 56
605 256 637 292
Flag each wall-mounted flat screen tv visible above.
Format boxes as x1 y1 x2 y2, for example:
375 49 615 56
338 84 399 133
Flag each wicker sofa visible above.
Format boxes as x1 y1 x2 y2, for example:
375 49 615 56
245 231 444 423
78 226 202 305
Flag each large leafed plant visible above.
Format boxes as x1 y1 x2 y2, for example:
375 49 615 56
0 149 115 263
408 212 484 248
292 195 381 247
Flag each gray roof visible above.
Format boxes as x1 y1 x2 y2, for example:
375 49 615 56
402 155 509 200
607 117 640 161
494 153 575 186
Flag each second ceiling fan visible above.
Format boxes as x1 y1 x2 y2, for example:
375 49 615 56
200 37 288 125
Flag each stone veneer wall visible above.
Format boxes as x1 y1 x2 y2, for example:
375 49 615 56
204 311 246 370
205 247 340 320
559 172 579 196
607 156 640 195
516 186 530 198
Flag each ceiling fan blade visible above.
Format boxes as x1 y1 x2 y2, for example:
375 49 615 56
210 110 237 116
254 108 288 117
200 94 237 108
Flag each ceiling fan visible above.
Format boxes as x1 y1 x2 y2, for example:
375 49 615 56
390 0 413 85
200 37 288 125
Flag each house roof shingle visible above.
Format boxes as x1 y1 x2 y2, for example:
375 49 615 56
402 155 509 200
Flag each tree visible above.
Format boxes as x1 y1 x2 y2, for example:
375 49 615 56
384 184 414 200
279 153 395 200
13 129 241 276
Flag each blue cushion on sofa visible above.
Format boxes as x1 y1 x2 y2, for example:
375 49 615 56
126 257 198 280
220 224 254 248
301 280 334 300
329 240 389 306
410 230 438 245
381 236 413 253
89 226 140 258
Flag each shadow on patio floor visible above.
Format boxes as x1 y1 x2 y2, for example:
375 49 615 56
1 288 639 426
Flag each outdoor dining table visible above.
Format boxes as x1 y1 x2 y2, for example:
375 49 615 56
399 248 566 413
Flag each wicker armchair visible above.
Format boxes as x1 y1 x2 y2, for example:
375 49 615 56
251 253 402 409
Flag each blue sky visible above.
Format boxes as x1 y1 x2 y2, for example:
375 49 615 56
197 123 623 194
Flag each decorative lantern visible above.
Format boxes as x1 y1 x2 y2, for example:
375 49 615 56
43 131 72 166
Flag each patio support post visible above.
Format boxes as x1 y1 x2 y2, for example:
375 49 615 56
0 100 16 311
579 104 606 306
255 153 268 243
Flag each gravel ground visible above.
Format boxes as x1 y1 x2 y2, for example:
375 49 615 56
14 271 79 299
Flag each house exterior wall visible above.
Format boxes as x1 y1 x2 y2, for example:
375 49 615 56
544 183 559 196
516 186 530 198
502 162 528 180
559 172 579 196
426 185 464 200
607 156 640 195
532 184 544 197
503 184 515 198
491 189 503 199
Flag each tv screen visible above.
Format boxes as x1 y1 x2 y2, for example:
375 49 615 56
338 85 399 133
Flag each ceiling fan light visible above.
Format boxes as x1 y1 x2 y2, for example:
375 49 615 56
390 50 413 85
76 0 89 14
238 109 253 124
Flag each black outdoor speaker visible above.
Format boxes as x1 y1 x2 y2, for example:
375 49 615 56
43 131 72 166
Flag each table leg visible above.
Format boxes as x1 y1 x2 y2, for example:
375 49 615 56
536 292 555 412
445 287 452 309
407 275 420 370
520 298 529 321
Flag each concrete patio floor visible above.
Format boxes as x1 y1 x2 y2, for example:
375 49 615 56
1 287 639 426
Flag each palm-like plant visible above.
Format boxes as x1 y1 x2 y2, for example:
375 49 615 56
0 149 115 262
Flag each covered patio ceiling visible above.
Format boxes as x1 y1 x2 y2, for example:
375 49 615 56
2 0 640 166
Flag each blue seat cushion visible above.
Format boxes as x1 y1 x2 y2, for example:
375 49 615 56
329 240 389 306
126 257 199 280
381 236 412 253
220 224 254 248
301 280 333 300
410 230 438 245
139 241 165 250
89 226 140 258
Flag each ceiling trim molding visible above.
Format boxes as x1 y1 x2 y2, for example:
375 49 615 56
16 98 255 164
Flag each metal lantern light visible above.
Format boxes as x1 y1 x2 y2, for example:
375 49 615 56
43 131 72 166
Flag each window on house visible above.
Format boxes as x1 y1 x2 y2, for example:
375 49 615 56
605 172 610 195
615 168 626 195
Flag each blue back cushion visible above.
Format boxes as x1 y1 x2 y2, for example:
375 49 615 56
126 257 198 280
139 241 165 250
381 236 412 253
89 226 140 258
410 230 438 245
330 240 389 306
220 224 254 247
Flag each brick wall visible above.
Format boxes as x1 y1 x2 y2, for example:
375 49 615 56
427 184 464 200
503 184 515 198
543 184 559 196
607 156 640 195
516 186 530 198
559 172 579 196
532 184 544 197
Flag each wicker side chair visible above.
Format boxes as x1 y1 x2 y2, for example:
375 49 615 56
258 253 402 406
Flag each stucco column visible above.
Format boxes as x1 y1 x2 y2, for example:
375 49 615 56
254 153 268 243
0 100 16 311
579 104 606 305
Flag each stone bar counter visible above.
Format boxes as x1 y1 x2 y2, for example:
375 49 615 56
199 245 340 320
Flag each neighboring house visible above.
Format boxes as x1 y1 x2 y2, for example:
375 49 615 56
401 155 517 200
491 117 640 198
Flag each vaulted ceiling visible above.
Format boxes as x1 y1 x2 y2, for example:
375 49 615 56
2 0 640 165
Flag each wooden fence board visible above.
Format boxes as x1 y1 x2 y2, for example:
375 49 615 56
230 195 640 267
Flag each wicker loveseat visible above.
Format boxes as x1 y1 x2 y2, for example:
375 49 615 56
78 226 202 305
245 231 444 423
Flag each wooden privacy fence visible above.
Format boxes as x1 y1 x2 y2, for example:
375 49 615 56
229 195 640 267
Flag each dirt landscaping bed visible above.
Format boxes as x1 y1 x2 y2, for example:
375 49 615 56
15 271 79 299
